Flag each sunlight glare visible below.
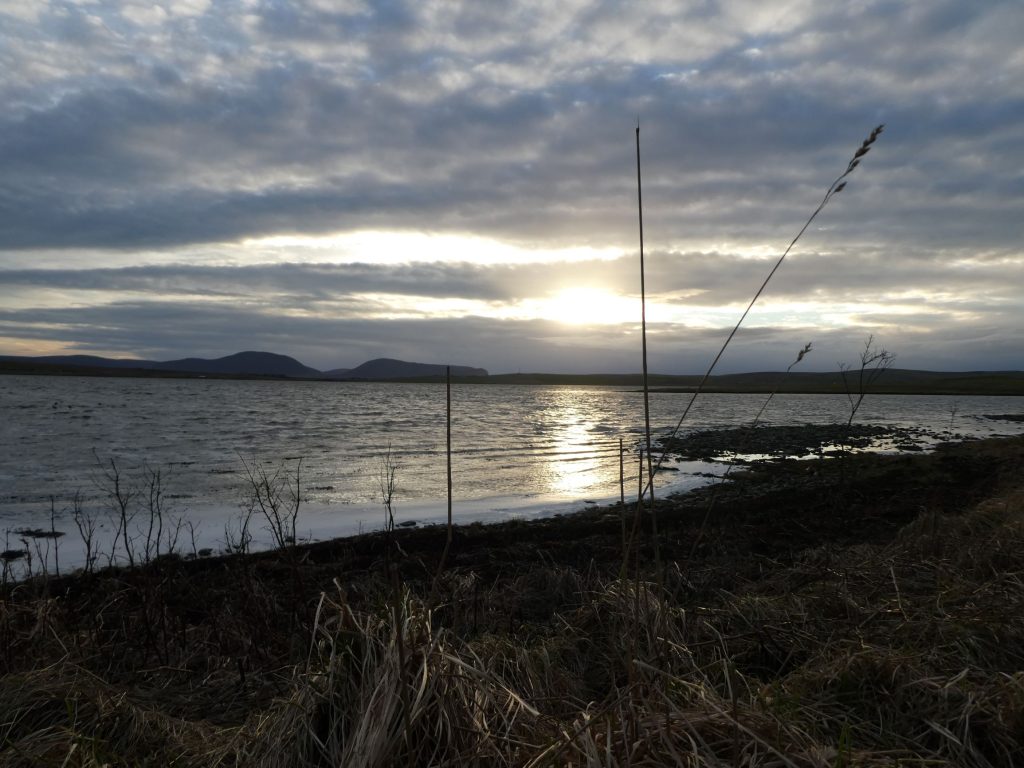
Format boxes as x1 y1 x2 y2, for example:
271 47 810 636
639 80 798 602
531 287 638 326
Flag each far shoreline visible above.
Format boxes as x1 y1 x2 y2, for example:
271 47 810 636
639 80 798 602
3 360 1024 396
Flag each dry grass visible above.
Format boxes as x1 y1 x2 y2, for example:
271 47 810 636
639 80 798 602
0 661 224 766
240 586 549 767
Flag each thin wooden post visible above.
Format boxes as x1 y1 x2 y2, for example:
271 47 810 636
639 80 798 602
431 366 454 604
619 437 626 550
636 124 660 577
619 438 625 507
620 446 645 579
446 365 452 545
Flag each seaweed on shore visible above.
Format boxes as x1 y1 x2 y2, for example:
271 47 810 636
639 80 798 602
659 422 934 461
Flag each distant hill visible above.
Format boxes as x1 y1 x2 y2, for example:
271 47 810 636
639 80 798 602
329 358 489 379
0 351 321 378
0 352 488 381
3 354 155 371
151 351 323 378
2 353 1021 393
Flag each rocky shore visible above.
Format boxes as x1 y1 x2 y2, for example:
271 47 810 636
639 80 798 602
658 421 942 462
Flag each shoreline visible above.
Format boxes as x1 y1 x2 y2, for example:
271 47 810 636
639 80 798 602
15 430 1022 586
4 363 1024 396
6 422 1024 576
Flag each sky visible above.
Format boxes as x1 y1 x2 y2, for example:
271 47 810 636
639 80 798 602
1 1 1022 375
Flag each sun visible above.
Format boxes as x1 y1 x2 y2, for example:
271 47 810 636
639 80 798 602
540 287 639 326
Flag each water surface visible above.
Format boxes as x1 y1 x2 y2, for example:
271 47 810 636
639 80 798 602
2 375 1022 567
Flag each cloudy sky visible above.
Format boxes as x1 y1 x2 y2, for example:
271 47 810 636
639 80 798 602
1 0 1021 374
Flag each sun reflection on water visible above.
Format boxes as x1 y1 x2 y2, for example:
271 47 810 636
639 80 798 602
539 391 625 499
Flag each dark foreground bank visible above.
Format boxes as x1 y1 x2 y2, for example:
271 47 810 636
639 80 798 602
2 435 1023 766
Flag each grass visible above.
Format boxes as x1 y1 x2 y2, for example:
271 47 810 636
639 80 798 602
1 436 1023 766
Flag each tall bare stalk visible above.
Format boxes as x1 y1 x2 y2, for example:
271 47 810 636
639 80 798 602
239 455 302 549
841 333 895 428
838 334 896 480
647 125 885 494
96 455 138 567
48 497 60 578
378 442 410 740
70 491 96 574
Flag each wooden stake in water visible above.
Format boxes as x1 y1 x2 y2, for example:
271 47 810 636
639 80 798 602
619 437 626 548
636 124 660 576
620 446 645 579
637 447 644 523
432 366 454 599
619 438 625 506
446 365 453 543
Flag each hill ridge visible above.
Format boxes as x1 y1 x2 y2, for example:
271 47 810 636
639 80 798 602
0 351 489 380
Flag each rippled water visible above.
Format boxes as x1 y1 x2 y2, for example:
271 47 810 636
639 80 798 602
2 374 1022 566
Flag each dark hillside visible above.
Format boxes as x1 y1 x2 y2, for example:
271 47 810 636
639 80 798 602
336 357 488 379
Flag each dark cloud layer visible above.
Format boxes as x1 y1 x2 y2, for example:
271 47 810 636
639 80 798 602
1 0 1022 372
